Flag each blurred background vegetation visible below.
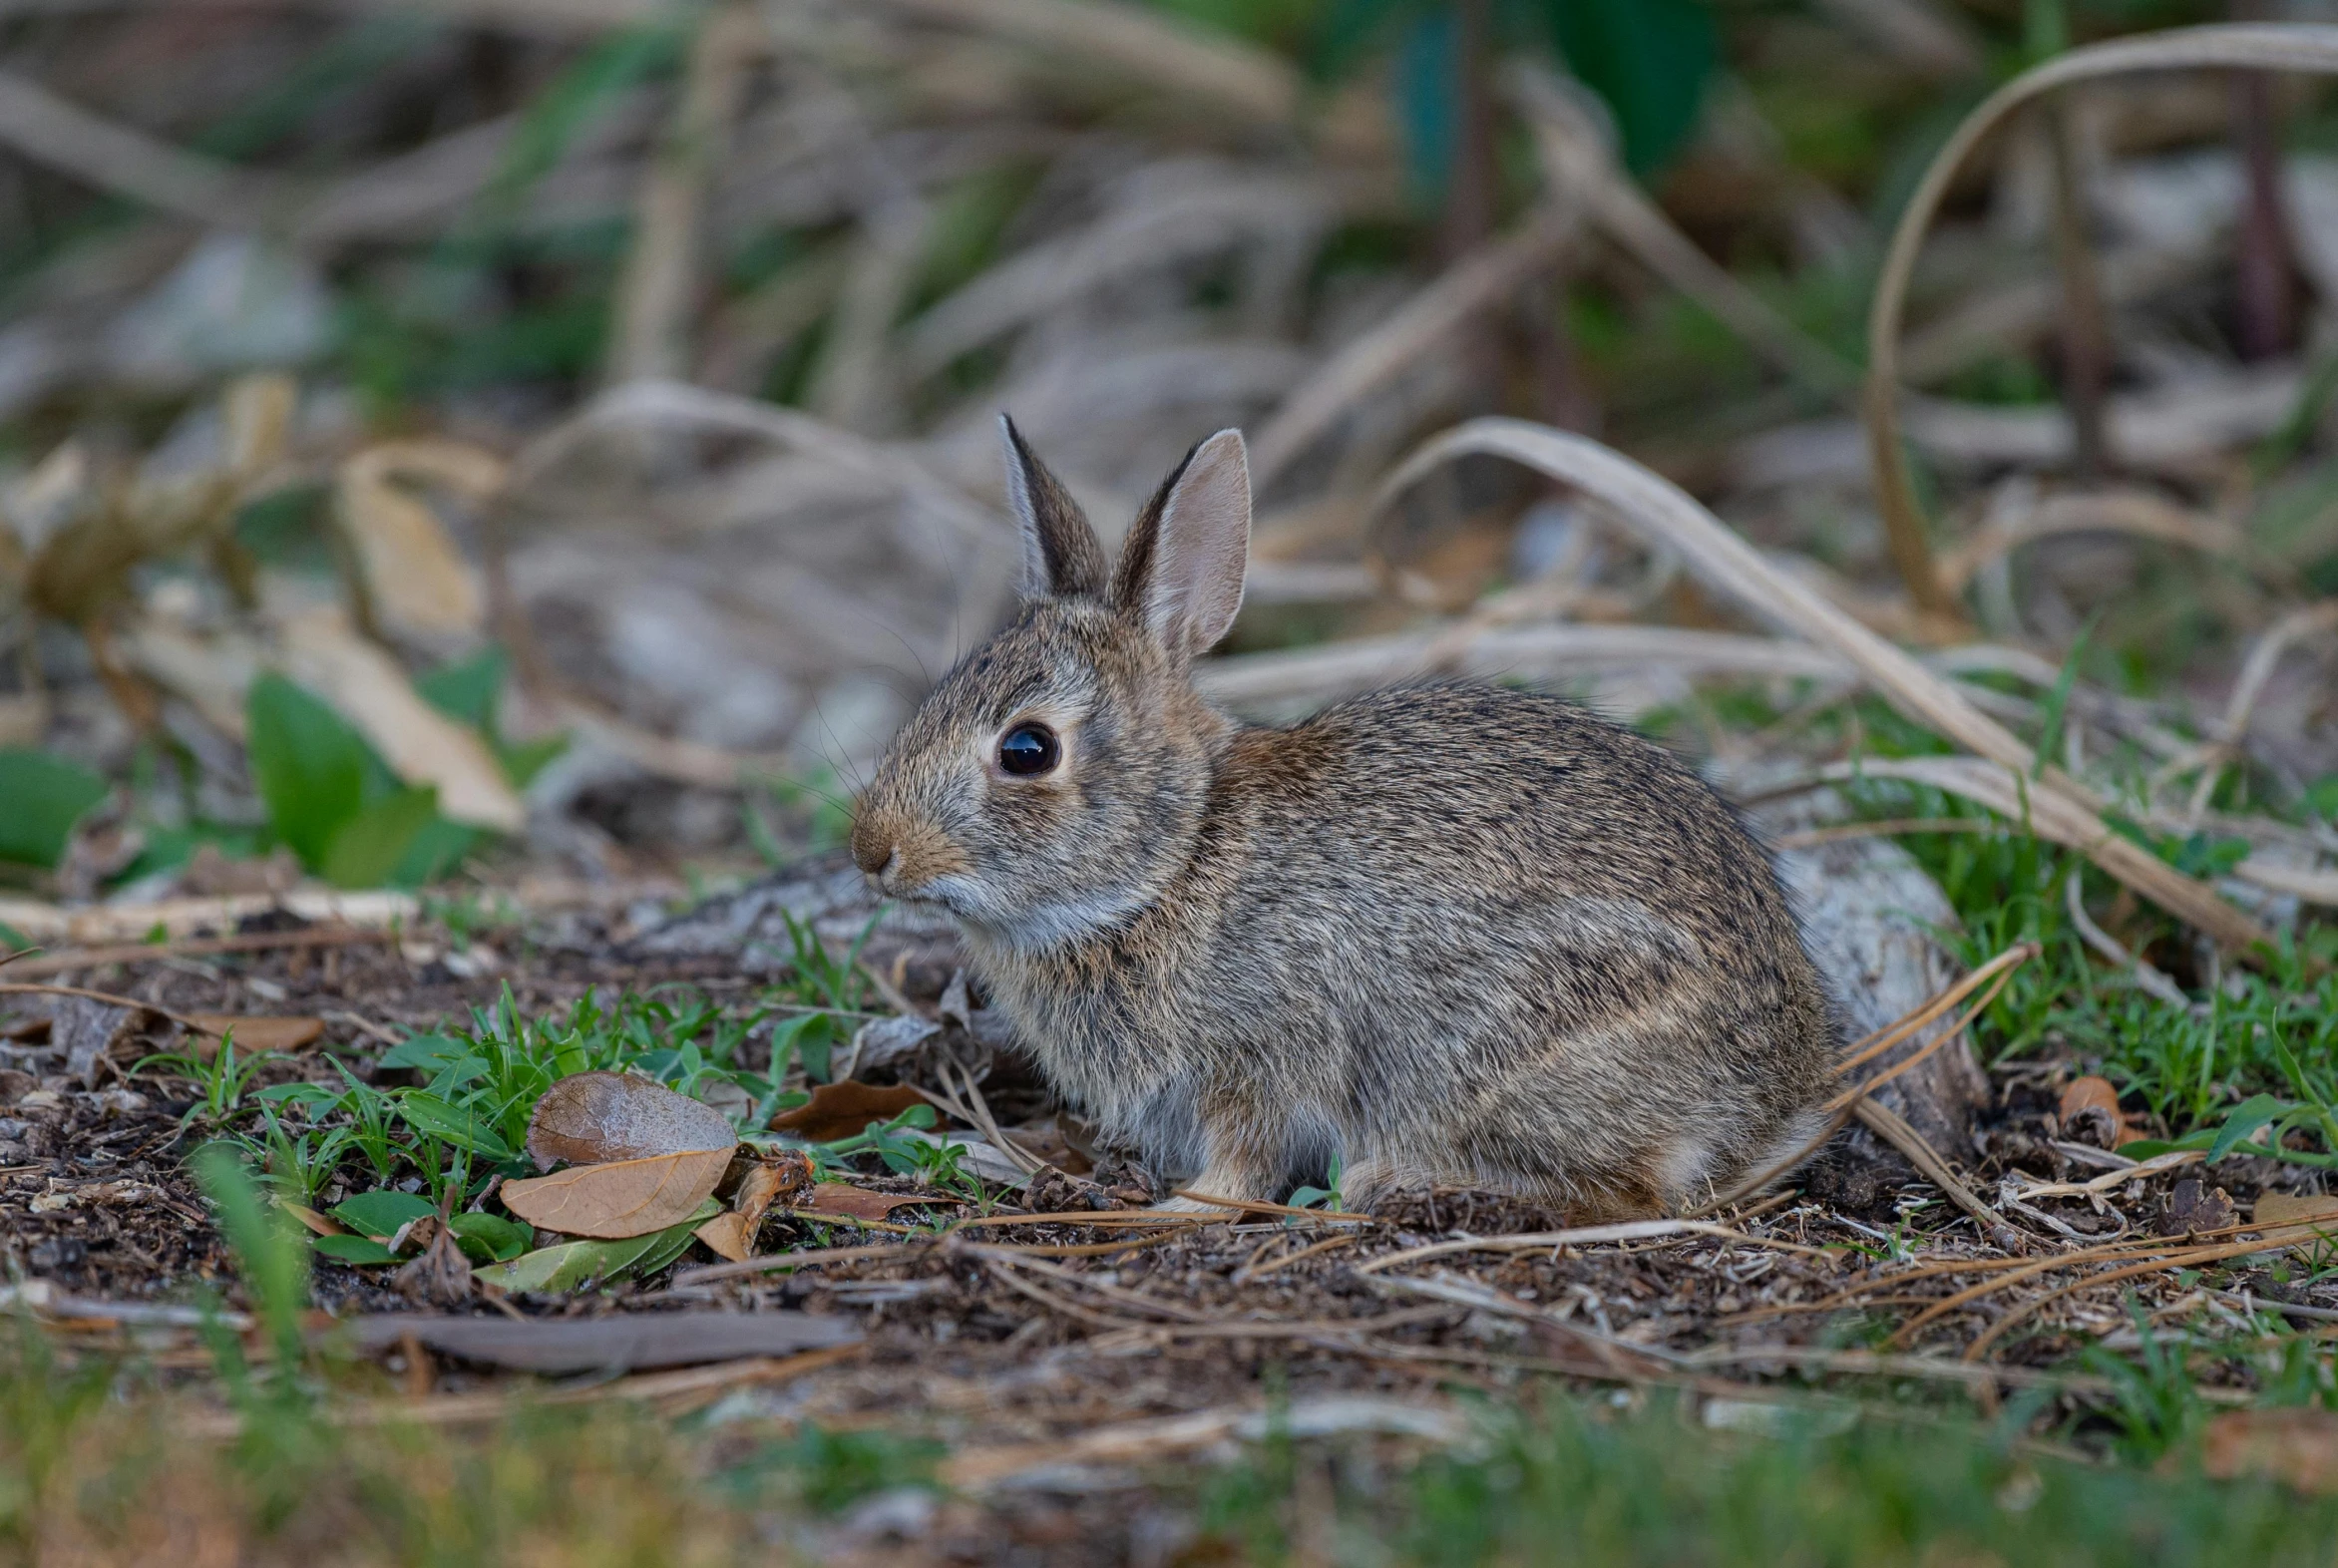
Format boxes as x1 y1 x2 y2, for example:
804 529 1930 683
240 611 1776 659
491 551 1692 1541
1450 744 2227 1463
0 0 2333 920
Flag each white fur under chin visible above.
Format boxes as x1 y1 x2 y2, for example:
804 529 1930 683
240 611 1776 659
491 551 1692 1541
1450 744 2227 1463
944 880 1152 953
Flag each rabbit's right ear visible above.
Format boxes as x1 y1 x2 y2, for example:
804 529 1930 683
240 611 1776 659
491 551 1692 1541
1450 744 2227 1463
1000 415 1107 600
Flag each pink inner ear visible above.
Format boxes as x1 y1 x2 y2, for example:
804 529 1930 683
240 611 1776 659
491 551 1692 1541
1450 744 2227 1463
1151 430 1251 657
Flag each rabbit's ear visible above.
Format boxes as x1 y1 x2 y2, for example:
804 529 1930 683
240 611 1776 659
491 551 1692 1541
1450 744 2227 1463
1113 429 1250 660
1000 415 1107 600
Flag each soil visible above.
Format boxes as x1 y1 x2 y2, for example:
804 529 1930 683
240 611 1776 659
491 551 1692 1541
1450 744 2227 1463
5 890 2334 1559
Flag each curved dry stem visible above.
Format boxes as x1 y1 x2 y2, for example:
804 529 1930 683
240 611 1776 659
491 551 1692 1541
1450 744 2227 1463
876 0 1303 127
1865 22 2338 616
1935 486 2240 594
1247 205 1579 489
1372 418 2275 950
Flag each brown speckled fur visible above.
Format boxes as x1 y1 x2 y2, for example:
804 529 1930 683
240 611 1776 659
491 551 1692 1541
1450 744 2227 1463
851 425 1835 1218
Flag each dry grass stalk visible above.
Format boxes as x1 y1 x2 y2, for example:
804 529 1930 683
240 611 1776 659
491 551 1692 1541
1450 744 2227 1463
1851 1097 2008 1241
1509 67 1859 397
877 0 1304 128
1864 22 2338 615
1372 418 2275 948
1934 487 2241 593
1245 205 1580 489
602 0 762 386
1806 755 2332 911
0 66 295 226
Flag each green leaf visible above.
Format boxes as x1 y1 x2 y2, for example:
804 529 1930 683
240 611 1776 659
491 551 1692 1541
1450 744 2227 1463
246 673 371 871
2208 1094 2289 1163
330 1189 437 1241
498 732 568 789
313 1234 401 1266
446 1210 534 1263
390 814 477 888
0 748 109 870
470 1200 716 1293
377 1033 469 1072
1544 0 1717 177
416 646 508 731
396 1092 515 1160
2308 776 2338 822
321 785 440 889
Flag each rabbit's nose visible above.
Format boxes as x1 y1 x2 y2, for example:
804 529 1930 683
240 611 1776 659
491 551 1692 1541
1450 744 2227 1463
852 834 899 883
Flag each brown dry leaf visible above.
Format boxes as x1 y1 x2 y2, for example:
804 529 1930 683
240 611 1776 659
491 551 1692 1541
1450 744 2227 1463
2057 1075 2128 1148
278 1200 343 1238
278 605 524 832
2200 1407 2338 1494
770 1079 934 1143
526 1070 738 1170
2255 1192 2338 1241
189 1014 324 1054
501 1148 735 1240
337 442 502 638
392 1216 475 1307
791 1182 937 1223
693 1153 813 1263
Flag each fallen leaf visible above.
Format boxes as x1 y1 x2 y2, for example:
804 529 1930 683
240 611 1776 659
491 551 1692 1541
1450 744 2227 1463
314 1234 399 1266
279 604 524 832
336 442 500 640
2153 1177 2234 1237
2201 1407 2338 1494
502 1147 735 1239
791 1182 942 1223
2255 1192 2338 1242
278 1200 343 1238
770 1079 935 1143
695 1153 813 1263
392 1218 474 1307
189 1014 324 1054
2057 1075 2128 1148
340 1309 858 1372
527 1069 737 1170
473 1200 720 1293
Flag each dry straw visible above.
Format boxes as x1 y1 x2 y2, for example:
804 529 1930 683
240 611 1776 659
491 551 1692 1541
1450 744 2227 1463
1865 22 2338 615
1369 418 2275 949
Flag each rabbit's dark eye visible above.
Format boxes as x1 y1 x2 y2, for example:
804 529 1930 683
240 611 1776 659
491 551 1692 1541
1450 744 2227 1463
997 722 1060 776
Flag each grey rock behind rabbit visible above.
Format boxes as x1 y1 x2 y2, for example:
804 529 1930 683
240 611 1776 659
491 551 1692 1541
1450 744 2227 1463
850 421 1835 1217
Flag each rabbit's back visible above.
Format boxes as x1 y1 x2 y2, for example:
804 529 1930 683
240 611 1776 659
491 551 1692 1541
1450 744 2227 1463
992 682 1835 1216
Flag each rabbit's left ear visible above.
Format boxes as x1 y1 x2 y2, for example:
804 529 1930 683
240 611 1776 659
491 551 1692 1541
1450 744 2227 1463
1113 429 1250 661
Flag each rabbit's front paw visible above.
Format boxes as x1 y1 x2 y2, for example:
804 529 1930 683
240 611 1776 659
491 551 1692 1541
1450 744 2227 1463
1151 1192 1247 1215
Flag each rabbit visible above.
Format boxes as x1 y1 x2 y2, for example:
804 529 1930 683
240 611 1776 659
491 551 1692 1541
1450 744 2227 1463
848 419 1837 1218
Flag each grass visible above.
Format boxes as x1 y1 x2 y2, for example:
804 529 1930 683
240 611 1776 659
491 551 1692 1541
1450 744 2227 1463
125 926 980 1282
9 1318 2338 1567
1196 1390 2338 1568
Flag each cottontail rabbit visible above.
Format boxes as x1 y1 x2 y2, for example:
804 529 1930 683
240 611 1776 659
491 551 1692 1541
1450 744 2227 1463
850 422 1835 1217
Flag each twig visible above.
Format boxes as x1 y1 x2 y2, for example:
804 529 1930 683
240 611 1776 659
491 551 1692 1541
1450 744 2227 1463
182 1345 864 1438
1770 817 2001 850
1961 1236 2312 1362
1240 1232 1359 1279
2 927 392 980
1851 1097 2016 1246
2042 98 2114 476
1833 943 2036 1077
0 68 292 226
0 981 216 1034
1357 1220 1830 1276
2064 870 2191 1008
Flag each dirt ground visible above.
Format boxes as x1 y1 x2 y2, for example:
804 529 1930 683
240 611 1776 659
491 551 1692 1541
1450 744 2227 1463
7 889 2331 1485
